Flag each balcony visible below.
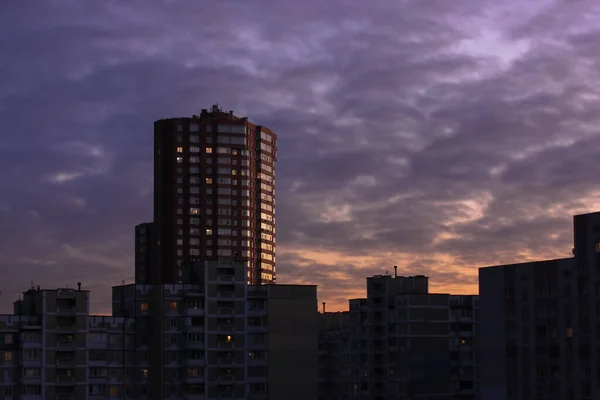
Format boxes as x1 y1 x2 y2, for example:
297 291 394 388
56 376 75 385
57 290 75 299
218 292 235 300
217 357 234 366
218 307 234 316
57 341 75 349
247 325 265 333
56 358 75 367
217 393 235 400
247 308 265 317
57 325 75 332
218 275 235 283
218 325 234 333
56 394 75 400
217 342 235 350
186 307 205 316
218 374 235 383
57 306 76 315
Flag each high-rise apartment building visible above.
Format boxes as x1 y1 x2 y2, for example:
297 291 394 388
151 105 277 286
479 211 600 400
318 273 479 400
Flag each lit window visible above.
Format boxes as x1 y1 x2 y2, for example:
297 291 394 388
141 369 148 378
567 327 573 337
226 336 232 342
141 303 149 312
176 157 183 164
169 302 177 311
206 178 213 184
206 229 213 235
110 386 117 396
4 351 12 361
596 243 600 252
176 147 183 153
206 147 213 154
190 208 200 215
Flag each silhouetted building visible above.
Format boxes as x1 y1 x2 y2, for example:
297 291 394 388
479 211 600 400
150 105 277 285
135 222 157 284
319 273 479 400
0 262 317 400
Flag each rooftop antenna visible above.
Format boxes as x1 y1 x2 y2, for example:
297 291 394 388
322 302 326 313
394 266 398 278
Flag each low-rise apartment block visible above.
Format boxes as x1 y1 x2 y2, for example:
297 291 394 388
0 261 318 400
318 273 479 400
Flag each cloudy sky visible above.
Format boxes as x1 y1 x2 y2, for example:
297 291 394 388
1 0 600 313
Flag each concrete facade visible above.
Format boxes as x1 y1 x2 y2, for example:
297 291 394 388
318 274 478 400
479 212 600 400
0 261 318 400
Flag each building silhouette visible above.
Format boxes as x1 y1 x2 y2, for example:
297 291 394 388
0 261 317 400
479 211 600 399
318 273 478 399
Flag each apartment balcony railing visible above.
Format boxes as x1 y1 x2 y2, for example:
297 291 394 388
56 376 75 385
217 357 234 366
57 341 75 349
217 325 234 333
57 306 76 315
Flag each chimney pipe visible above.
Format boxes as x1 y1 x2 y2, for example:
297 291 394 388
394 266 398 278
322 302 326 313
77 282 81 291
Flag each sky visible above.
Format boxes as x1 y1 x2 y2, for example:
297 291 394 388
1 0 600 314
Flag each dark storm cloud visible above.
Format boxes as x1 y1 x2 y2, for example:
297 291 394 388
1 0 599 312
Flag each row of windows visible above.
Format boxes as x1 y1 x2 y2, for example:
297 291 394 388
176 238 252 247
177 156 252 167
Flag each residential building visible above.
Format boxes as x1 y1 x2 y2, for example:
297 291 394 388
135 222 157 284
0 261 317 400
151 104 277 285
479 211 600 400
318 272 479 400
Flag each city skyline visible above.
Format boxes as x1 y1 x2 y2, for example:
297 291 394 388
2 1 600 314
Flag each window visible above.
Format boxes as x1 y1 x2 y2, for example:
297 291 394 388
176 157 183 164
190 208 200 215
261 131 272 142
260 143 272 153
141 303 149 311
206 147 213 154
190 146 200 153
206 229 213 235
206 178 213 184
110 386 117 396
190 166 200 174
189 156 200 163
169 302 177 311
190 135 200 143
4 334 12 344
217 147 230 154
176 146 183 153
4 351 12 361
190 124 200 132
